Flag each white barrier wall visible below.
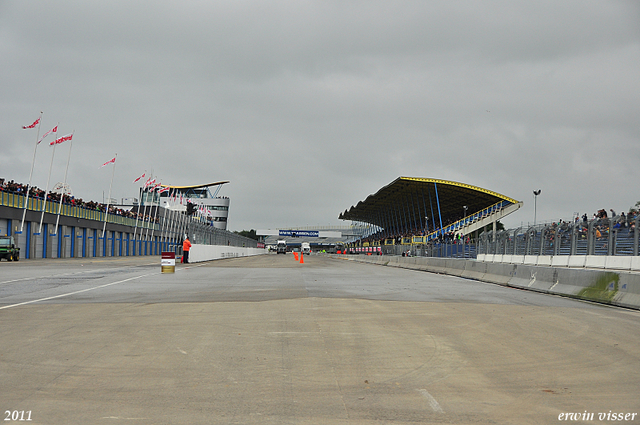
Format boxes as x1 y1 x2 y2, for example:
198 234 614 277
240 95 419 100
188 244 266 263
477 254 640 272
332 254 640 311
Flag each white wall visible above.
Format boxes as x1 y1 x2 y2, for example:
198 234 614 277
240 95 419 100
188 244 266 263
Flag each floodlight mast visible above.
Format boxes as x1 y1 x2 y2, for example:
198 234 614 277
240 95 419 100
533 190 541 226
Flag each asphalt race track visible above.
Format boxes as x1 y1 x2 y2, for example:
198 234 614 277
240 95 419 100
1 254 639 424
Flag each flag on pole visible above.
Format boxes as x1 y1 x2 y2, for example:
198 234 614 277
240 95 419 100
143 178 156 189
22 117 41 129
38 126 58 144
100 157 116 168
51 133 73 146
133 172 146 183
158 186 170 194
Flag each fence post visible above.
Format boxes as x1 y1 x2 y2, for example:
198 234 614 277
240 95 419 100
635 215 639 256
608 217 615 256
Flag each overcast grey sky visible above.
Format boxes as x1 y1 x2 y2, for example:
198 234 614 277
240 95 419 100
1 1 639 231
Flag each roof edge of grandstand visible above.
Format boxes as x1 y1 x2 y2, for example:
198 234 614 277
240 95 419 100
393 177 519 204
160 181 230 190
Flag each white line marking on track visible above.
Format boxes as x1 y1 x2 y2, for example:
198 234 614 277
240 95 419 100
417 389 445 413
0 272 156 310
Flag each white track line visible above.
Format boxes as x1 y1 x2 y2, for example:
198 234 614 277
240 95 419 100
417 389 445 413
0 272 156 310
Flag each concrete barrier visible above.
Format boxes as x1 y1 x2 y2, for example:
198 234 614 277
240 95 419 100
585 255 607 269
551 256 570 268
605 256 632 271
567 255 587 268
189 244 266 263
482 262 516 285
447 258 467 277
332 254 640 310
536 256 553 267
630 257 640 272
461 260 487 281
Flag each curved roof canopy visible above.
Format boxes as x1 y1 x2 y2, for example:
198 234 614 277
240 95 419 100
339 177 519 229
160 181 229 190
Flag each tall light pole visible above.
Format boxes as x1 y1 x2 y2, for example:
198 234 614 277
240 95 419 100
533 190 541 226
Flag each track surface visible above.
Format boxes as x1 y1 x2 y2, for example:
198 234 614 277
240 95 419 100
1 254 639 424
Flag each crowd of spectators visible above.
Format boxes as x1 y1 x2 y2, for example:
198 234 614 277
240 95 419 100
0 178 159 223
349 206 639 248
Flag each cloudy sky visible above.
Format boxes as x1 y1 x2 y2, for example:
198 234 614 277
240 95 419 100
1 1 639 232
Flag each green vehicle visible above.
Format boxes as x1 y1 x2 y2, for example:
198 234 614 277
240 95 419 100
0 236 20 261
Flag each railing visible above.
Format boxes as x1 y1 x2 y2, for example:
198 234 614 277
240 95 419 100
425 200 512 241
0 191 159 230
0 191 259 250
343 213 639 260
477 215 639 257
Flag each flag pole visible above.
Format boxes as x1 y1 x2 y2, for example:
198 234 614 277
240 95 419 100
102 154 117 238
144 181 159 242
38 123 60 234
140 177 152 241
150 184 161 242
158 187 170 251
169 189 179 250
54 134 73 235
168 189 180 251
143 185 153 241
132 171 146 245
20 112 43 232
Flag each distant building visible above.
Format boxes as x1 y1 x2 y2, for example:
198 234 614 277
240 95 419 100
140 181 230 230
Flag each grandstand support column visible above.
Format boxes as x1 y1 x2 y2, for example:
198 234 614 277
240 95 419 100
383 208 392 239
391 203 399 239
426 185 436 236
434 182 444 236
493 218 497 248
410 191 419 235
421 187 429 234
400 198 409 236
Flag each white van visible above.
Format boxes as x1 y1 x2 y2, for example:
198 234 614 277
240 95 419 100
301 242 311 255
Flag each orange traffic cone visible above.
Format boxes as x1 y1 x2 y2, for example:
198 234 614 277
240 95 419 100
300 252 304 264
294 252 298 261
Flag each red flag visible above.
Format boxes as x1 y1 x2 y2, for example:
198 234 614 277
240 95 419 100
38 126 58 144
158 186 170 194
143 178 156 189
22 117 40 129
100 157 116 168
133 172 145 183
50 133 73 146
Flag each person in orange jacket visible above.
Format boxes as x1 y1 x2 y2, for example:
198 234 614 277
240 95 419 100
182 236 192 264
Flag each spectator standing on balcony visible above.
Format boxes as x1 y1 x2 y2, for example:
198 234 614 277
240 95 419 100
182 236 192 264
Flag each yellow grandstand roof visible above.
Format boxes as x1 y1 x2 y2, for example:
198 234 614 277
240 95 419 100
339 177 519 227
